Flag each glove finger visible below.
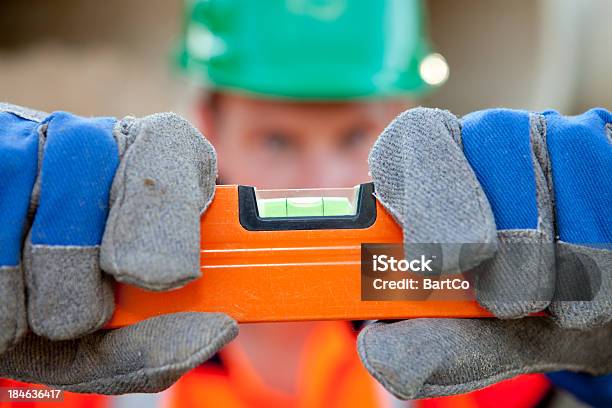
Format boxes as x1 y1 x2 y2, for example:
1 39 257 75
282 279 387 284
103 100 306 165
543 110 612 329
101 113 217 291
0 312 238 395
549 243 612 329
0 107 46 352
368 108 497 274
25 112 118 340
461 112 555 318
357 318 612 400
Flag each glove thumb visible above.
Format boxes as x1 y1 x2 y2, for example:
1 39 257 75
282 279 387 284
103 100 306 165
0 312 237 394
357 318 612 399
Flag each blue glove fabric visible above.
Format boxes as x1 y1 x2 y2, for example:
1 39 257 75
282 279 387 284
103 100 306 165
30 112 118 246
462 109 538 230
0 112 39 266
462 108 612 406
0 110 118 266
462 107 611 243
544 109 612 246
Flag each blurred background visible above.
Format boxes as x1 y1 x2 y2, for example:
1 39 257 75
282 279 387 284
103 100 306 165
1 0 610 119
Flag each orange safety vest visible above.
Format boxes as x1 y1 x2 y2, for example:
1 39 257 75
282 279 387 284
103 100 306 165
0 321 550 408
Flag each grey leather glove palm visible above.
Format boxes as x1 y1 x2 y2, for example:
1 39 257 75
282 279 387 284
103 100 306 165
360 107 612 399
0 103 237 394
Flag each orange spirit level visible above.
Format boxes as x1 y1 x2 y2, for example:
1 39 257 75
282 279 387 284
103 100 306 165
108 183 490 327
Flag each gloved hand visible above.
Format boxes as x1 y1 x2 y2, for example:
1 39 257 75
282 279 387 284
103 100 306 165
0 103 237 394
360 107 612 399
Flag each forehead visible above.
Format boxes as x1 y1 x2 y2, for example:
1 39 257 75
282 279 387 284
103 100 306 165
215 92 407 127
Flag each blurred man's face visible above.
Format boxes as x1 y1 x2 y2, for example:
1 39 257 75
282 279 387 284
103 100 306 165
200 92 410 189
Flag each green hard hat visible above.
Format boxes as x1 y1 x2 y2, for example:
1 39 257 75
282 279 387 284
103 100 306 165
177 0 448 99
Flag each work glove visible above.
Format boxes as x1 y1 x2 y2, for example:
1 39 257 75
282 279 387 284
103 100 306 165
360 107 612 399
0 103 237 394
